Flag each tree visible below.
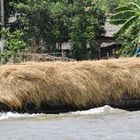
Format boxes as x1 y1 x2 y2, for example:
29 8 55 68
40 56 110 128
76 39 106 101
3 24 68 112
69 0 105 60
6 0 106 60
12 0 67 52
110 0 140 56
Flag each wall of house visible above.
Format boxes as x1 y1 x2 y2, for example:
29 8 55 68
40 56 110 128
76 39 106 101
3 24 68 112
100 44 121 59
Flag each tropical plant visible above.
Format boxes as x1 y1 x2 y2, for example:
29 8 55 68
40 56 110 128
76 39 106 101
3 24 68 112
94 0 132 14
110 0 140 56
0 28 27 63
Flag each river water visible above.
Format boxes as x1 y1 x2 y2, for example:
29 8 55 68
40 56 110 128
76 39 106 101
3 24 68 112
0 105 140 140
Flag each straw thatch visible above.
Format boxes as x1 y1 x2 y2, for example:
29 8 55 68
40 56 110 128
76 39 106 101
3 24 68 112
0 58 140 112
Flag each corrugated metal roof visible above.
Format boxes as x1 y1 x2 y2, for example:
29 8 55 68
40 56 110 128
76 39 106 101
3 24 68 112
101 42 116 48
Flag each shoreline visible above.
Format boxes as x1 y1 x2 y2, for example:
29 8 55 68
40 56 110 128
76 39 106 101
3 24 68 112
0 99 140 114
0 58 140 113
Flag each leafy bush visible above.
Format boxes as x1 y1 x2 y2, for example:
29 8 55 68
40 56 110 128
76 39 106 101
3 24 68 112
0 28 27 63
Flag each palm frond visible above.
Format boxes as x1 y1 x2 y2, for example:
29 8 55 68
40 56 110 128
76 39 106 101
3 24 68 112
114 5 133 13
129 2 140 10
125 20 140 36
109 19 128 25
110 10 136 25
115 16 138 37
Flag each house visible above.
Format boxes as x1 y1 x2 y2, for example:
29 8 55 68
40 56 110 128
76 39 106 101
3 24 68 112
57 20 121 59
7 14 121 59
99 20 121 58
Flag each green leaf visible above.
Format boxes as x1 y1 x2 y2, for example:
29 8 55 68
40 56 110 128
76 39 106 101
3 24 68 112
110 10 137 25
114 5 133 13
115 16 138 36
129 2 140 10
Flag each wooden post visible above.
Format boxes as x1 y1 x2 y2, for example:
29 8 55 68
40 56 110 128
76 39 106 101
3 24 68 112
0 0 4 53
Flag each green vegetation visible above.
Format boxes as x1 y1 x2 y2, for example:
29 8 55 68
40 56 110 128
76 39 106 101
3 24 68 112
0 0 139 60
1 0 106 60
110 0 140 56
95 0 132 14
0 28 27 63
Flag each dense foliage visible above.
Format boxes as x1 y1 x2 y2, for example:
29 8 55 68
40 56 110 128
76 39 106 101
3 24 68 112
110 0 140 56
1 0 137 60
1 0 106 60
95 0 132 14
0 28 26 63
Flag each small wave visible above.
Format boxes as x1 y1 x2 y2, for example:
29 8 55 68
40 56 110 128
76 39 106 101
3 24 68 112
0 112 41 120
70 105 125 115
0 106 126 120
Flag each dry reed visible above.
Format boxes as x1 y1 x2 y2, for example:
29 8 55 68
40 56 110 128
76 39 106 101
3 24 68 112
0 57 140 111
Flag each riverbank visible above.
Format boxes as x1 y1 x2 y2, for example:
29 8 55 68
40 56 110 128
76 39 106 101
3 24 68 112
0 58 140 113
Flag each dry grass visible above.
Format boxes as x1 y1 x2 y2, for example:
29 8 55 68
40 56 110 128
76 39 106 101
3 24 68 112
0 57 140 111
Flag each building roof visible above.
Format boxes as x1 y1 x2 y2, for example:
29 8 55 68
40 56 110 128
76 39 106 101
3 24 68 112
8 15 17 23
101 42 117 48
105 21 120 37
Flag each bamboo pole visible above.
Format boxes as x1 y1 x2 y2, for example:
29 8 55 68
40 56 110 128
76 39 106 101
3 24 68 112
0 0 4 53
